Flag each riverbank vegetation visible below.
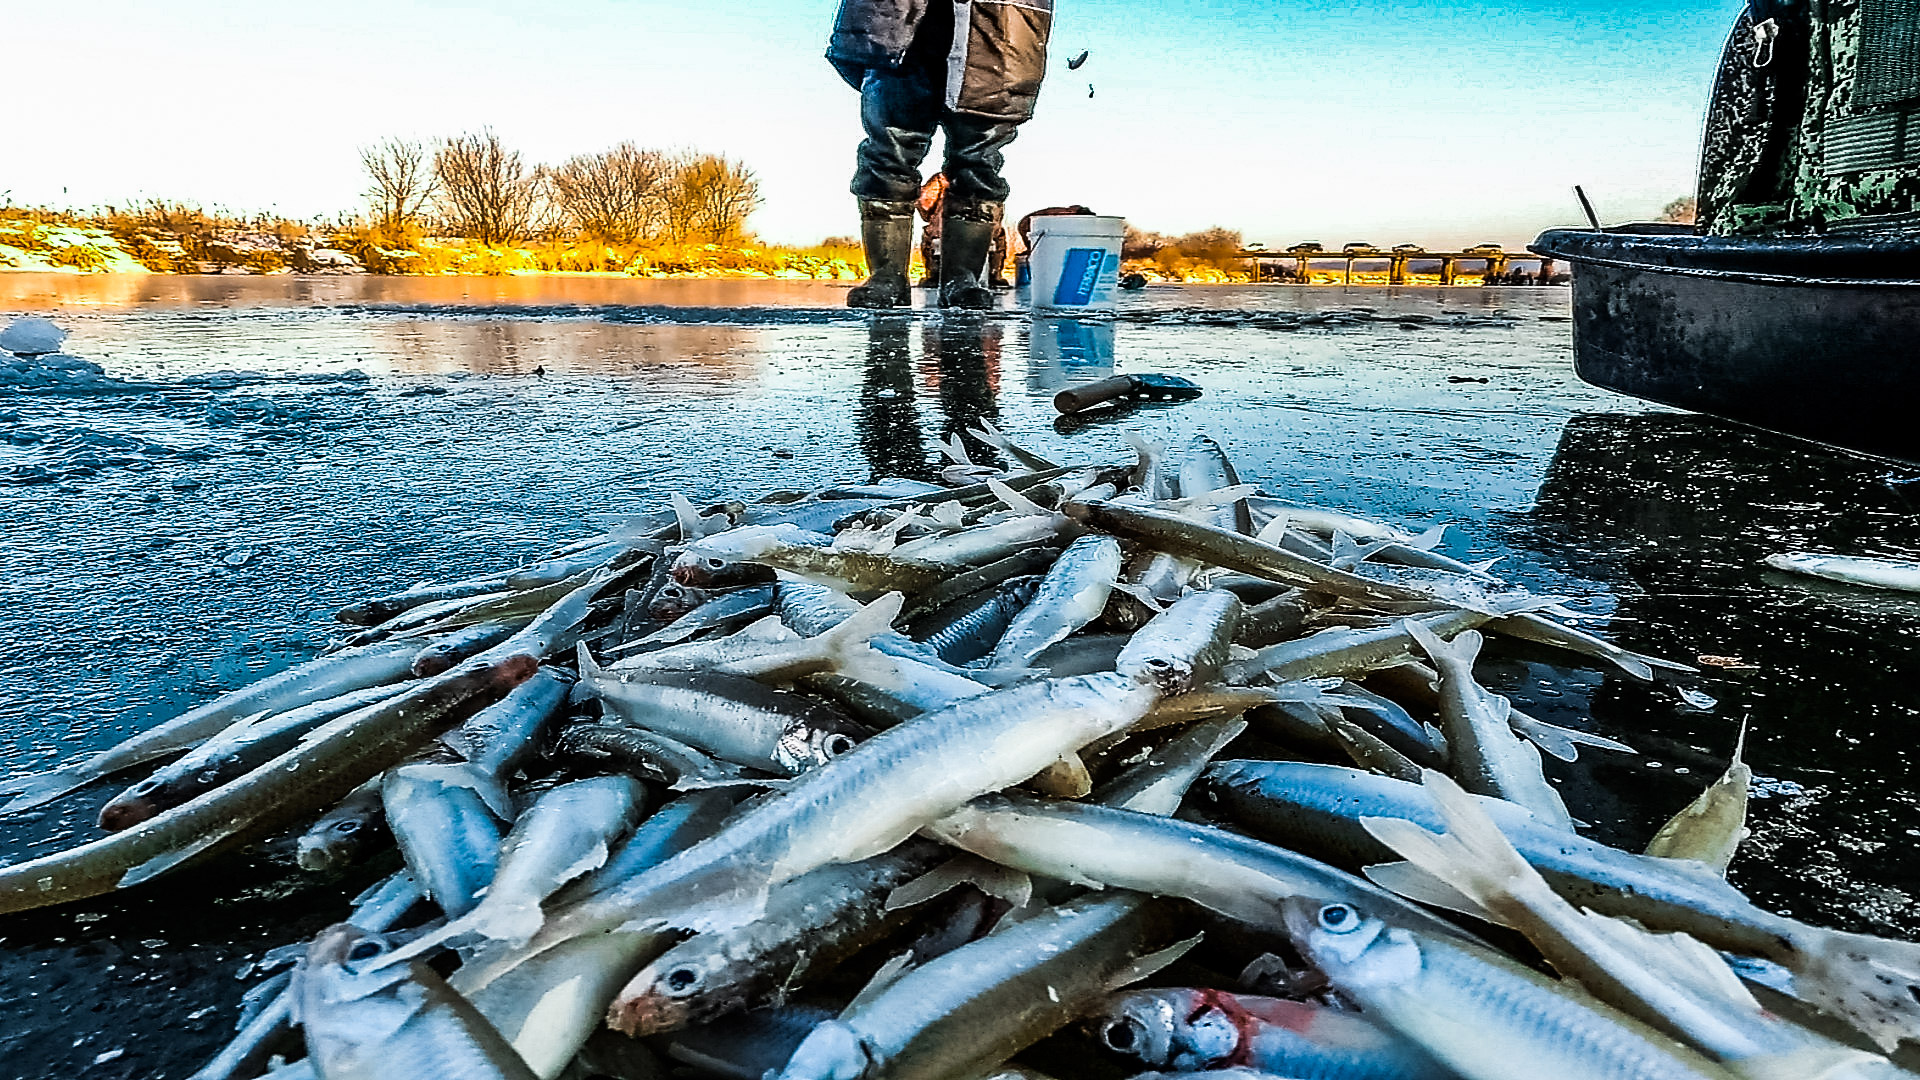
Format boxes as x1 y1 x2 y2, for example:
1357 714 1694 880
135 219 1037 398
0 130 863 280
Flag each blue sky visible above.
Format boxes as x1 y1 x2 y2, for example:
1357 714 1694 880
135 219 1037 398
9 0 1741 247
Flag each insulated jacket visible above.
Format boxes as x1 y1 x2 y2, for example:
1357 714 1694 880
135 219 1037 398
828 0 1055 123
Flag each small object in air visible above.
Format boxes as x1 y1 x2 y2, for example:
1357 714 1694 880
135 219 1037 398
1088 83 1096 98
1053 374 1202 415
1068 50 1090 70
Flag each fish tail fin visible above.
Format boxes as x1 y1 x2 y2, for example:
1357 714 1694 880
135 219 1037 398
1402 618 1480 675
986 477 1048 518
969 420 1013 457
1786 928 1920 1052
1329 529 1396 570
0 762 101 815
465 898 547 948
939 433 974 467
1361 770 1548 917
810 592 905 671
1573 907 1760 1011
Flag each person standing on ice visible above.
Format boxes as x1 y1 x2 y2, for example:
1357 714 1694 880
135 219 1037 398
829 0 1054 310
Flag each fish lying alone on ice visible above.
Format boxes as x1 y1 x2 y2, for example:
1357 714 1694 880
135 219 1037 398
0 422 1911 1080
1764 552 1920 594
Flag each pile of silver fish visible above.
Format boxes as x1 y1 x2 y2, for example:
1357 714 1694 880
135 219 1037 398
5 423 1920 1080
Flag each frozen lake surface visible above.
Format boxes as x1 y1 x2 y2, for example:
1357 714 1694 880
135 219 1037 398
2 276 1917 1078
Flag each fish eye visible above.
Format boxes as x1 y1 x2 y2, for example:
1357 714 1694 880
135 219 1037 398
823 734 856 757
1317 904 1360 933
333 820 359 835
130 779 158 795
347 941 384 962
1100 1018 1143 1052
1144 658 1173 670
704 557 726 571
664 967 700 994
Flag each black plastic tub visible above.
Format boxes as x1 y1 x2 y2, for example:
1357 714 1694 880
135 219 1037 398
1529 224 1920 463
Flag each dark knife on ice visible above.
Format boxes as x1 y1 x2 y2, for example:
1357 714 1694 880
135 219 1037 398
1053 373 1203 414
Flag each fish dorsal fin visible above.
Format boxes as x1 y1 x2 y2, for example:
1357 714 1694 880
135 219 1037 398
1107 933 1204 993
887 853 1034 912
1109 581 1168 613
1511 713 1579 763
987 478 1048 518
1508 711 1636 763
576 640 606 683
1406 523 1450 552
842 951 915 1017
1254 513 1291 546
670 492 702 542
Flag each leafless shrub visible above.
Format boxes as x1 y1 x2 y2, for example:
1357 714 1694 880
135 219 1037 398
545 143 672 244
1658 196 1698 224
660 154 762 243
432 130 538 246
360 138 436 242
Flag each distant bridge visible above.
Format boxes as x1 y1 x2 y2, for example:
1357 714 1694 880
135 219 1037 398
1237 244 1562 285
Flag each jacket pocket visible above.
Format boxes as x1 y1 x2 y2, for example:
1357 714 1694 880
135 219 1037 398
947 0 1054 123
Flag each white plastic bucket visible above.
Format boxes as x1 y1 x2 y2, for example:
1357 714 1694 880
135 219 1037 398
1028 215 1125 312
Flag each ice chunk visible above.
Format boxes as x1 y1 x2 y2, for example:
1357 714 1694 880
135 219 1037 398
0 317 67 356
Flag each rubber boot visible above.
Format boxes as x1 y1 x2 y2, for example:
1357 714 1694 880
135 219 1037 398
987 229 1011 289
938 200 1000 310
848 200 915 309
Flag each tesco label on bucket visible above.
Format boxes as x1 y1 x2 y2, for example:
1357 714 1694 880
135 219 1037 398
1054 249 1120 307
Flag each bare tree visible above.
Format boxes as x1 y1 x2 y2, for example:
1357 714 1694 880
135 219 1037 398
432 130 538 246
690 155 762 243
659 154 762 244
546 143 672 244
360 138 435 241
